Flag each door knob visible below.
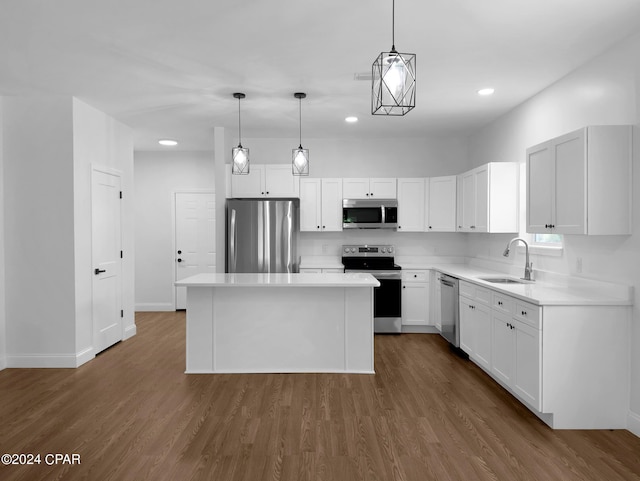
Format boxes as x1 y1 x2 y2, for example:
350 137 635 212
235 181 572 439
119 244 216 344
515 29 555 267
94 268 106 275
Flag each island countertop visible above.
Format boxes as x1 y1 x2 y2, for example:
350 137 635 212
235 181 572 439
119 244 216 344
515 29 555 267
175 272 380 288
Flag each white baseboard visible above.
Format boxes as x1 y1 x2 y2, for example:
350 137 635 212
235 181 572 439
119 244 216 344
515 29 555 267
8 353 81 368
135 302 174 312
123 324 137 340
75 347 95 367
7 348 97 368
628 410 640 438
0 355 6 371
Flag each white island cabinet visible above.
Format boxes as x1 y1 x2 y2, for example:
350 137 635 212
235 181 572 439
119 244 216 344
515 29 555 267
175 273 379 374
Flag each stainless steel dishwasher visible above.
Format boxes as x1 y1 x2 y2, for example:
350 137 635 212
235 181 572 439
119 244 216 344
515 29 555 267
439 274 460 347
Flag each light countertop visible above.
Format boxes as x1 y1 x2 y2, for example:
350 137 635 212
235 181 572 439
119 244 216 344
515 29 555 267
425 263 632 306
175 272 380 288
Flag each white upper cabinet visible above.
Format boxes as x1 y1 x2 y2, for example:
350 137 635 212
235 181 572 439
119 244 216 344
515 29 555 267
343 178 397 199
300 178 343 232
526 125 632 235
397 178 426 232
230 164 300 198
457 163 519 233
427 175 457 232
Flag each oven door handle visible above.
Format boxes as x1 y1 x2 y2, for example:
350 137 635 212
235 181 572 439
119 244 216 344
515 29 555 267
369 272 401 279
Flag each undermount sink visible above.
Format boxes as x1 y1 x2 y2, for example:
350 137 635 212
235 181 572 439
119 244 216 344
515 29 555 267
478 277 526 284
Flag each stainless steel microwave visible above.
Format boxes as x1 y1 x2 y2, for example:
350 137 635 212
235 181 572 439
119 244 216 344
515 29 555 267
342 199 398 229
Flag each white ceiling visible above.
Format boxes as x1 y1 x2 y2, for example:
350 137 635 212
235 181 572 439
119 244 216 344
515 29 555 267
2 0 640 151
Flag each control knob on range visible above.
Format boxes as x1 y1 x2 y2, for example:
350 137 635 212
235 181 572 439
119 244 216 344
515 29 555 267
381 247 387 253
344 247 350 253
388 246 394 253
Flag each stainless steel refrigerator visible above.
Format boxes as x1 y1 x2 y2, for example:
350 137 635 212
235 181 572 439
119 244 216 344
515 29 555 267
226 199 300 273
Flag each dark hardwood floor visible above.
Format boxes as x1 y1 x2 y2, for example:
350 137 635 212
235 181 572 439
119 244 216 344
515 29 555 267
1 311 639 481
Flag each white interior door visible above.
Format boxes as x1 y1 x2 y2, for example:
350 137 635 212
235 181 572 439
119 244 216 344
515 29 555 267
175 192 216 309
92 169 123 354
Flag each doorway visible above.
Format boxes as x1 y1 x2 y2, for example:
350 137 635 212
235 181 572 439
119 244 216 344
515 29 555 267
174 192 216 309
92 167 123 354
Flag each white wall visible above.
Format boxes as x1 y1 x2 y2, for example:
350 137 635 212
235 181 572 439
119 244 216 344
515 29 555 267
3 97 78 363
239 135 470 177
2 96 134 367
72 98 135 351
0 97 6 370
467 31 640 431
134 151 214 310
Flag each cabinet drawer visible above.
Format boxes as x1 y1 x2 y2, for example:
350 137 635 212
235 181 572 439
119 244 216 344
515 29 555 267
460 281 475 298
492 292 514 314
403 270 429 282
514 301 540 329
459 281 491 306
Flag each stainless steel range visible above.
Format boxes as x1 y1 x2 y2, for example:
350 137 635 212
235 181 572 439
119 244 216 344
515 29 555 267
342 244 402 333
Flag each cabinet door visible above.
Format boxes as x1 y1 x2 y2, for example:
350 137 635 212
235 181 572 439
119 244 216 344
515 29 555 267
458 171 476 231
320 178 343 231
459 297 474 354
526 141 553 233
432 272 442 331
299 179 321 231
231 165 265 197
513 320 541 410
428 176 457 232
473 303 492 370
401 282 430 326
342 178 370 199
473 166 489 233
264 165 300 197
553 129 586 234
397 178 426 232
491 312 513 385
370 178 397 198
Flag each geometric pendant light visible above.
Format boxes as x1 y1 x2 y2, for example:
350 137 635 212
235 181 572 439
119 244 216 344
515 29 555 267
231 92 250 175
372 0 416 115
292 92 309 176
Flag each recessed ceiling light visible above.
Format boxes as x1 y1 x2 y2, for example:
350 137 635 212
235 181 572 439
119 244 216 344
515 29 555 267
158 139 178 146
345 116 358 123
477 88 495 96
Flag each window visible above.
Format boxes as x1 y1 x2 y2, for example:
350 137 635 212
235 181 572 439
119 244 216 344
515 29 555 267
529 233 563 256
532 233 563 246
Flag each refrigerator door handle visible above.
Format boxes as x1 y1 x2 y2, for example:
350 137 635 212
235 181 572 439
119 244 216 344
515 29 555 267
230 208 237 272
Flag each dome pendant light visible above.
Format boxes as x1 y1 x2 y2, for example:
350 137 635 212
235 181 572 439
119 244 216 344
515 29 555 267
292 92 309 176
372 0 416 116
231 92 250 175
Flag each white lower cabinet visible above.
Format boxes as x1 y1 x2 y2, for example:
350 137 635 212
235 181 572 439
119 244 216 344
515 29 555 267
401 270 430 326
431 271 442 331
461 280 541 410
459 283 491 370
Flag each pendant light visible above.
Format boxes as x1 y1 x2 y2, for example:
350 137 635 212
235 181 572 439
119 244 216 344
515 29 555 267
371 0 416 116
292 92 309 176
231 92 250 175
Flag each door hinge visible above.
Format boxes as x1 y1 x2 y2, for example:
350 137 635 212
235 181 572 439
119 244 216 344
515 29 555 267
119 191 123 199
120 309 124 318
120 250 123 259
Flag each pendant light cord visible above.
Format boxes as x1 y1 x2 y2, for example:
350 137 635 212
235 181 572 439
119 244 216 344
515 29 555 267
391 0 396 51
298 96 302 149
237 96 242 147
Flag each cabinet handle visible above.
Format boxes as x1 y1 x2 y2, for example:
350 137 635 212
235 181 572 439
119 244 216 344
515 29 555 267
322 225 326 229
370 192 373 196
521 310 526 316
398 225 401 229
317 225 320 229
498 301 503 306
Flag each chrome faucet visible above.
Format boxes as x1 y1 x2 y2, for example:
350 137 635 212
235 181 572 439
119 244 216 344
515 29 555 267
503 237 533 281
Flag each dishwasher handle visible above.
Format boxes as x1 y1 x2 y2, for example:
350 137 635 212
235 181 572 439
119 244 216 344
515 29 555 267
440 278 456 288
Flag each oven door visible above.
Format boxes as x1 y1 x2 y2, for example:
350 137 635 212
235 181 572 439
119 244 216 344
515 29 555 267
347 269 402 333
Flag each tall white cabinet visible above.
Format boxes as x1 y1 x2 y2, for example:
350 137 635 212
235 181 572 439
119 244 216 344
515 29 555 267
526 125 632 235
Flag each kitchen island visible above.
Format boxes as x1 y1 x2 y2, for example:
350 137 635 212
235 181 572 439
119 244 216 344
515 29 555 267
175 273 379 374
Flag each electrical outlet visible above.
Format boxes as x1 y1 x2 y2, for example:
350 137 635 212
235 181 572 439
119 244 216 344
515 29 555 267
576 257 583 273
